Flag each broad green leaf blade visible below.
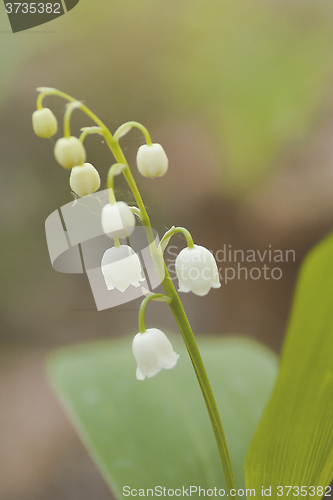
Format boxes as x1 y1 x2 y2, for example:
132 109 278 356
48 337 277 498
245 231 333 499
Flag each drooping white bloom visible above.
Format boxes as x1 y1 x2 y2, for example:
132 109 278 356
69 163 101 197
101 202 135 239
132 328 179 380
175 244 221 296
101 245 144 292
136 143 168 178
54 136 86 170
32 108 58 138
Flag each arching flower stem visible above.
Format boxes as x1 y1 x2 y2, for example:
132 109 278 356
63 101 82 138
37 88 111 132
159 227 194 251
114 121 152 145
79 126 103 143
129 207 142 220
139 293 171 333
107 163 126 205
36 89 150 225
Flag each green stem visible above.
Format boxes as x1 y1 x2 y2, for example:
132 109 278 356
139 293 171 333
159 227 194 250
63 105 72 138
80 126 103 143
161 269 236 496
63 101 82 138
109 143 150 224
37 88 112 135
114 121 152 145
36 91 44 110
107 163 126 204
129 207 142 220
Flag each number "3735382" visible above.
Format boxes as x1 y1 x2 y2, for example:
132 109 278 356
5 3 61 14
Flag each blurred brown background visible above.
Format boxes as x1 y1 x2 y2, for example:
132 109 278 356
1 0 333 498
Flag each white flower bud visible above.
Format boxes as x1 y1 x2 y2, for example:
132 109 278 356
136 143 168 178
101 245 144 292
69 163 101 197
32 108 58 138
54 136 86 170
175 245 221 296
132 328 179 380
101 202 135 239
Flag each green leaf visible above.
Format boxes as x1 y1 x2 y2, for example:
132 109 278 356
48 336 277 498
245 231 333 498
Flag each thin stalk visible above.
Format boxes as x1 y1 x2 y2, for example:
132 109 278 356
114 121 152 145
63 101 82 138
159 227 194 250
107 163 126 204
79 126 103 143
37 89 111 132
161 268 236 496
139 293 171 333
129 207 142 220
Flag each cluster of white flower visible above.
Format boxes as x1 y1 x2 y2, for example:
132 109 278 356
33 98 221 382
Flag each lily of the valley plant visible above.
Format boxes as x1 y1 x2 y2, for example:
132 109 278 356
33 88 236 497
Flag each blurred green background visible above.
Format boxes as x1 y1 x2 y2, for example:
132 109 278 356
1 0 333 498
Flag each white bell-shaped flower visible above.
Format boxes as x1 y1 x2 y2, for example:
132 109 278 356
175 244 221 296
132 328 179 380
32 108 58 138
101 245 144 292
54 136 86 170
69 163 101 197
101 201 135 239
136 143 168 178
